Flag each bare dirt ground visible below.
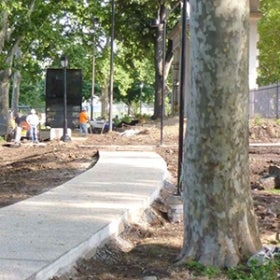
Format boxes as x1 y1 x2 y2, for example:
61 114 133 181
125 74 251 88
1 117 280 280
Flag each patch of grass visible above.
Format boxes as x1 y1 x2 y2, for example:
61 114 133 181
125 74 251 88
186 261 222 278
268 189 280 195
253 116 264 126
261 189 280 196
227 257 280 280
185 257 280 280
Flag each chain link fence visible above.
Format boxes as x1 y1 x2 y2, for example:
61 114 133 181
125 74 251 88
250 83 280 119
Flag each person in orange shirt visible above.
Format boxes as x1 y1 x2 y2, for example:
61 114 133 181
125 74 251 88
79 108 89 136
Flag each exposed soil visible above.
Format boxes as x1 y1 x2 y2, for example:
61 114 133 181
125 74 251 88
1 117 280 280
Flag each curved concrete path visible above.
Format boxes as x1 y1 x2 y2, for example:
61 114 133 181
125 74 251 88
0 151 167 280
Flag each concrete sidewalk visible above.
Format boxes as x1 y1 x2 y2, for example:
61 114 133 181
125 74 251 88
0 151 167 280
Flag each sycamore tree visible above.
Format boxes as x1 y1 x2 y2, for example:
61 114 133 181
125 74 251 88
180 0 262 267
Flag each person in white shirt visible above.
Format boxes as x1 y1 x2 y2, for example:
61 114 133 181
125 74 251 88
26 109 40 143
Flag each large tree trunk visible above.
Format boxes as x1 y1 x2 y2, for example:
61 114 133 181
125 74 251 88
180 0 262 267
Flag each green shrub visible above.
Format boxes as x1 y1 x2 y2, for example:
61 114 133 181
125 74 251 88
184 257 280 280
253 116 263 126
227 257 280 280
186 261 222 278
122 115 132 123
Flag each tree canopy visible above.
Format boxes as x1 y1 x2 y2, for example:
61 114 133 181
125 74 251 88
0 0 182 132
258 0 280 85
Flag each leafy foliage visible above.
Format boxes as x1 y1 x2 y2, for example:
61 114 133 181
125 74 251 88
185 257 280 280
226 257 280 280
185 261 222 278
19 79 45 109
0 0 181 122
258 0 280 85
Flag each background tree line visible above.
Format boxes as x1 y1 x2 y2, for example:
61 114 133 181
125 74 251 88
0 0 276 126
0 0 182 132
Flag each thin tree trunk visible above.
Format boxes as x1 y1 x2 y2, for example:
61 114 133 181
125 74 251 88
101 87 109 119
180 0 262 267
11 70 21 113
153 3 176 119
153 6 164 119
0 69 12 136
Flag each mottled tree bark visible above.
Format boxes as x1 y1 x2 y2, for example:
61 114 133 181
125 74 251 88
0 69 11 136
180 0 262 267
